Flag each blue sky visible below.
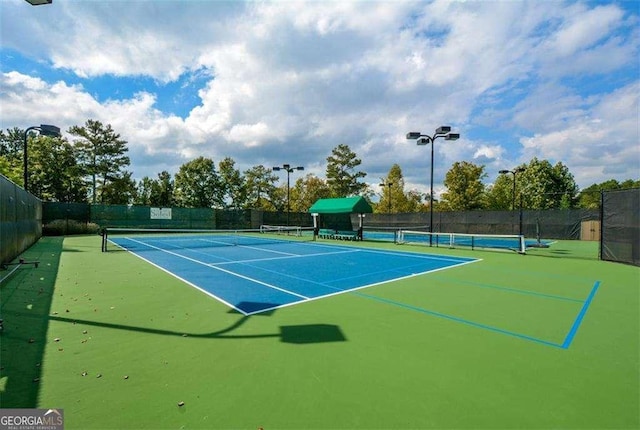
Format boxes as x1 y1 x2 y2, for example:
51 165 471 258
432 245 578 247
1 0 638 196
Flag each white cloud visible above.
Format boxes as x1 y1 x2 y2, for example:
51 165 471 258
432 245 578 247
0 0 637 191
519 82 639 187
546 4 623 57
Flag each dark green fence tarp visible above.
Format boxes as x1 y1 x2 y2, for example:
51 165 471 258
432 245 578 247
601 188 640 266
1 174 42 265
356 209 599 240
92 205 216 229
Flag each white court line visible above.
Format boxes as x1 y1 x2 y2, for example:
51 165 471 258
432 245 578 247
241 258 481 316
211 249 361 266
140 236 361 265
121 237 309 300
198 238 299 256
108 240 246 314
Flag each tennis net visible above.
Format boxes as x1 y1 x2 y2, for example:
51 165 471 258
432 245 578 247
259 225 309 235
101 227 316 252
397 230 527 254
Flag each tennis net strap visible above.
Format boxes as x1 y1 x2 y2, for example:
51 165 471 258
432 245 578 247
397 230 526 254
259 225 306 236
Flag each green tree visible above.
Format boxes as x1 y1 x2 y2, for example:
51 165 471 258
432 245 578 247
152 171 174 206
173 157 221 208
269 185 287 212
518 158 578 209
577 179 640 208
440 161 487 210
28 135 87 202
68 119 130 204
0 128 31 186
406 189 429 212
326 144 367 197
377 164 424 213
290 174 331 212
218 157 245 209
100 172 137 205
243 165 279 210
135 176 155 205
485 172 518 210
0 156 22 184
134 171 174 206
0 127 24 158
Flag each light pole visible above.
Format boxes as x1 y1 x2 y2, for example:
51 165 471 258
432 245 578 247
379 181 393 213
499 167 526 236
406 126 460 245
272 163 304 226
499 167 525 210
23 124 61 192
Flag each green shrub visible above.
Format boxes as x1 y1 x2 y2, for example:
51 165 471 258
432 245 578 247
43 219 101 236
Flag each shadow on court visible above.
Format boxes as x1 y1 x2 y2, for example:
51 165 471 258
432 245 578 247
46 313 347 345
0 237 63 408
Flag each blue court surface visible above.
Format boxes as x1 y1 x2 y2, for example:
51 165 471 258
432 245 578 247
108 234 478 315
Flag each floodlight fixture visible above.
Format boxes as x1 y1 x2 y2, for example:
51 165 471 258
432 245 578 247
39 124 61 136
406 125 460 245
499 167 526 212
273 163 305 225
25 0 52 5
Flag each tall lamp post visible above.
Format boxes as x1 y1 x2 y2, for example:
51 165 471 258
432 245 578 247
23 124 61 192
406 126 459 245
499 167 526 236
379 181 393 213
499 167 525 210
272 163 304 226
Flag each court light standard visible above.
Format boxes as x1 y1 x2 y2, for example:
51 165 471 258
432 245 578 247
499 167 526 236
23 124 61 192
272 163 304 226
379 182 393 213
406 126 460 245
499 167 526 210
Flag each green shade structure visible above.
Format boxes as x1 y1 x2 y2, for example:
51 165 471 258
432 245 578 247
309 196 373 214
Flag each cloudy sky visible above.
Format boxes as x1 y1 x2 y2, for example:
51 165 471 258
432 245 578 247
1 0 638 197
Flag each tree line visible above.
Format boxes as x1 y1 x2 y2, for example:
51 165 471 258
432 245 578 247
1 119 637 212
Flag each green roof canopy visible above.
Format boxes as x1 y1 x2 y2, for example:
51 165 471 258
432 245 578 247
309 196 373 214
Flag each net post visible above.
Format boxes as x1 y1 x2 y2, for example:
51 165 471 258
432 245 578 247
101 228 108 252
518 234 526 254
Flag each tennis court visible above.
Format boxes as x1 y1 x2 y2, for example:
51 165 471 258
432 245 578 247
103 229 596 349
2 234 638 429
106 230 478 314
